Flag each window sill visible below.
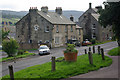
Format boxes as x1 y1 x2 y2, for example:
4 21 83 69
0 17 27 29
45 31 49 33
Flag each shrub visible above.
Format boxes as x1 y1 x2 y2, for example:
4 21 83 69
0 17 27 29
24 51 29 54
90 39 96 44
17 50 24 55
2 39 19 57
64 44 78 53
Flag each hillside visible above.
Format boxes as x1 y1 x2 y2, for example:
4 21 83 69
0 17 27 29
1 10 84 25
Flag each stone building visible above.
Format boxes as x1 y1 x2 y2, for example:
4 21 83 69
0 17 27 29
16 6 83 49
77 3 113 41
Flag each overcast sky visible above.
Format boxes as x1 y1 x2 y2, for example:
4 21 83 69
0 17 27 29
0 0 106 11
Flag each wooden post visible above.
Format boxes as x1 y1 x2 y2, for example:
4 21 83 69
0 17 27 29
51 56 55 71
98 46 101 55
101 48 105 60
8 65 14 80
89 47 91 51
93 46 95 53
85 49 87 54
88 51 93 65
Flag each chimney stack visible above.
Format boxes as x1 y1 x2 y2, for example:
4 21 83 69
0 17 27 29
70 15 74 22
55 7 62 15
89 3 92 9
41 6 48 13
95 6 102 10
29 7 38 12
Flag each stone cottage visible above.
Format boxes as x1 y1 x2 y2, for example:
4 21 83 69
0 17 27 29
16 6 83 49
77 3 113 41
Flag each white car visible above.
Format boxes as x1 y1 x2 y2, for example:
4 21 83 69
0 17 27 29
38 45 50 55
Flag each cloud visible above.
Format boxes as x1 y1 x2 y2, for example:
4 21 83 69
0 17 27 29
0 0 106 11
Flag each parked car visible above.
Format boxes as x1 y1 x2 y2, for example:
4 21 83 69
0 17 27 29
38 45 50 55
82 41 92 46
67 40 81 47
75 41 81 47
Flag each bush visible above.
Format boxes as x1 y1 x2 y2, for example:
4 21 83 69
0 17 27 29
17 50 24 55
64 44 78 53
90 39 96 44
2 39 19 57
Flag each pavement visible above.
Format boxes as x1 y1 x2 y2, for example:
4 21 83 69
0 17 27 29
0 41 119 78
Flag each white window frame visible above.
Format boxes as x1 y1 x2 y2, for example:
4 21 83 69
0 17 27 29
45 26 49 32
71 25 73 32
65 25 68 32
34 25 39 31
55 37 59 44
56 25 59 33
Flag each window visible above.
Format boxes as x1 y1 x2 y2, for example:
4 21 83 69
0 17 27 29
45 26 49 32
56 25 59 33
65 36 68 43
71 25 73 32
34 25 39 31
93 24 96 28
55 37 59 44
71 36 72 40
79 29 81 35
28 40 32 43
65 25 68 32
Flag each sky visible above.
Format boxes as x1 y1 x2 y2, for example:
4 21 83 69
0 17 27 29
0 0 106 11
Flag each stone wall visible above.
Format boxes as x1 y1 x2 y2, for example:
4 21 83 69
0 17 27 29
19 43 39 50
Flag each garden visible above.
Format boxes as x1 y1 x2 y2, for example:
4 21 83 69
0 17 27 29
2 44 113 79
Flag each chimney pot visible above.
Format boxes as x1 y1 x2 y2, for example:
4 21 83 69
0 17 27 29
89 3 92 9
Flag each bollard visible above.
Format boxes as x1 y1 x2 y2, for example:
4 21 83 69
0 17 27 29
88 51 93 65
98 46 101 55
51 56 56 71
8 65 14 80
89 47 91 51
85 49 87 54
93 46 95 53
101 48 105 60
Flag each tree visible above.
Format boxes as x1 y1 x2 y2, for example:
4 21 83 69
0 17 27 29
99 2 120 46
2 29 9 40
2 38 19 57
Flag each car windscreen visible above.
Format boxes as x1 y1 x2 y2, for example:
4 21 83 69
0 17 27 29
39 46 48 49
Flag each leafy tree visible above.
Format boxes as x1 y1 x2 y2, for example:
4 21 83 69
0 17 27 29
2 29 9 40
99 2 120 46
2 38 19 57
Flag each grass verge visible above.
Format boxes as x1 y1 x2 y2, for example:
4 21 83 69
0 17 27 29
108 47 120 56
0 53 35 62
2 54 112 79
88 40 113 46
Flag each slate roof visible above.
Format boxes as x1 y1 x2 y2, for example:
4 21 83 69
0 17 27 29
91 13 100 21
92 8 98 13
38 11 75 25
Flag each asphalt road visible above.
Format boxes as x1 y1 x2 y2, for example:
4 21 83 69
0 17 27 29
0 41 118 77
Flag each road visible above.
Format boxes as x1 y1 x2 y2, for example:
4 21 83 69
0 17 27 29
0 41 118 77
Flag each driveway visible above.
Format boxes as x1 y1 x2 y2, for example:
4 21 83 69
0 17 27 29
1 41 118 77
